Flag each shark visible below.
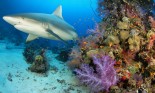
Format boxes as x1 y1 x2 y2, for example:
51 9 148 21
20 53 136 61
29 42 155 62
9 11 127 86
3 5 78 43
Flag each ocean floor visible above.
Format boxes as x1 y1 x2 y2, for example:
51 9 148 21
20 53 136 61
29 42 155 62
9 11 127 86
0 41 90 93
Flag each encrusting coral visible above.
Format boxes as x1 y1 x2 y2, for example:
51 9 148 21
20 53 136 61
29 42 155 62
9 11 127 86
68 0 155 92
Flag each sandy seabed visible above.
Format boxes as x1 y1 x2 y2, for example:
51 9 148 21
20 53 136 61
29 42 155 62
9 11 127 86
0 42 89 93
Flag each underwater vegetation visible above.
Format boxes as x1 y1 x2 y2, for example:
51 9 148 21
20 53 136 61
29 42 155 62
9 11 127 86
68 0 155 92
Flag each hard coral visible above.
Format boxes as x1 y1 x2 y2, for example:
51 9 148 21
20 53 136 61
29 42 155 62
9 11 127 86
104 35 120 46
128 35 141 52
75 55 118 92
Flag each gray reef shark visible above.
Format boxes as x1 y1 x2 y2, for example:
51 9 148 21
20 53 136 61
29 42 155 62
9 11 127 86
3 5 78 43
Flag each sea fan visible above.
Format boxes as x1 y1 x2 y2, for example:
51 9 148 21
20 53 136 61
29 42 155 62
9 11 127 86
75 55 118 92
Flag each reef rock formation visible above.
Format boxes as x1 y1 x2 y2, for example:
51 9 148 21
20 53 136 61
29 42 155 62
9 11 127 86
69 0 155 92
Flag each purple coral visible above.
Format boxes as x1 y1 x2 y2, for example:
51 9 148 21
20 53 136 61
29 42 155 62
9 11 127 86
75 55 118 92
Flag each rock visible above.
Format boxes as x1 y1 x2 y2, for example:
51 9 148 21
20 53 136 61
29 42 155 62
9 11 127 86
55 50 70 62
7 73 13 82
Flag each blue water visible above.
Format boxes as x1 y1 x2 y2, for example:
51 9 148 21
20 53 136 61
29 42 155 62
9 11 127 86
0 1 100 93
0 0 100 47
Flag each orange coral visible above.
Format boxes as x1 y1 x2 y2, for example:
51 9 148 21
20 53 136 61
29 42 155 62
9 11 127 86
125 4 139 19
149 16 155 28
148 34 155 49
68 58 81 68
121 50 136 65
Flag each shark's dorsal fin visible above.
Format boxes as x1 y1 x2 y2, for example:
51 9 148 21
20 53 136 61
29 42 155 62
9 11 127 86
53 5 63 19
26 34 38 42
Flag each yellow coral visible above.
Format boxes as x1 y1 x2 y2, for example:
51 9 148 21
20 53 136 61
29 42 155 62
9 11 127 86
86 49 99 58
128 35 141 51
117 17 130 30
120 30 130 40
117 21 129 30
35 55 43 62
122 17 130 23
104 35 120 46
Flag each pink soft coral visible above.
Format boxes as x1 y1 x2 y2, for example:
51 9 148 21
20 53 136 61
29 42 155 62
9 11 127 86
75 55 118 92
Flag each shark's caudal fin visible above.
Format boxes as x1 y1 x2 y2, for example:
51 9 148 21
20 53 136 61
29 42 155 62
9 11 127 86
26 34 38 42
53 5 63 19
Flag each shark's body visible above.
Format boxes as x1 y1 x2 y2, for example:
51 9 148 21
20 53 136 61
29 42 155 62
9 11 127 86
3 5 78 42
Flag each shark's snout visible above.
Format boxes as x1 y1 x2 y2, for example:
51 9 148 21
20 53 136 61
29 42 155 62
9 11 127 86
3 16 13 23
3 16 7 21
3 16 20 25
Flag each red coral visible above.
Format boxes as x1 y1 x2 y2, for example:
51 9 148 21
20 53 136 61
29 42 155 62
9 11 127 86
149 16 155 28
148 34 155 49
121 50 136 65
125 4 139 18
79 36 99 50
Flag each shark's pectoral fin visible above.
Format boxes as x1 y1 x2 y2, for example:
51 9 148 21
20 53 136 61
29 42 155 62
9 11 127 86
46 29 68 44
26 34 38 42
53 5 63 19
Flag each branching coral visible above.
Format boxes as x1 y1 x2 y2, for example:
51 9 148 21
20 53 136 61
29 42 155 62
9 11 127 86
75 55 118 92
79 24 105 51
68 46 83 68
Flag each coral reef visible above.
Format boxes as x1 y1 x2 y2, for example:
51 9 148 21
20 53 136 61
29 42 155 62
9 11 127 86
28 52 49 73
23 44 49 73
55 50 70 62
69 0 155 92
23 46 35 64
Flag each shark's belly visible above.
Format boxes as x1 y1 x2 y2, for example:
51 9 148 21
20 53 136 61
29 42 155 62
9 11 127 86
14 25 50 39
